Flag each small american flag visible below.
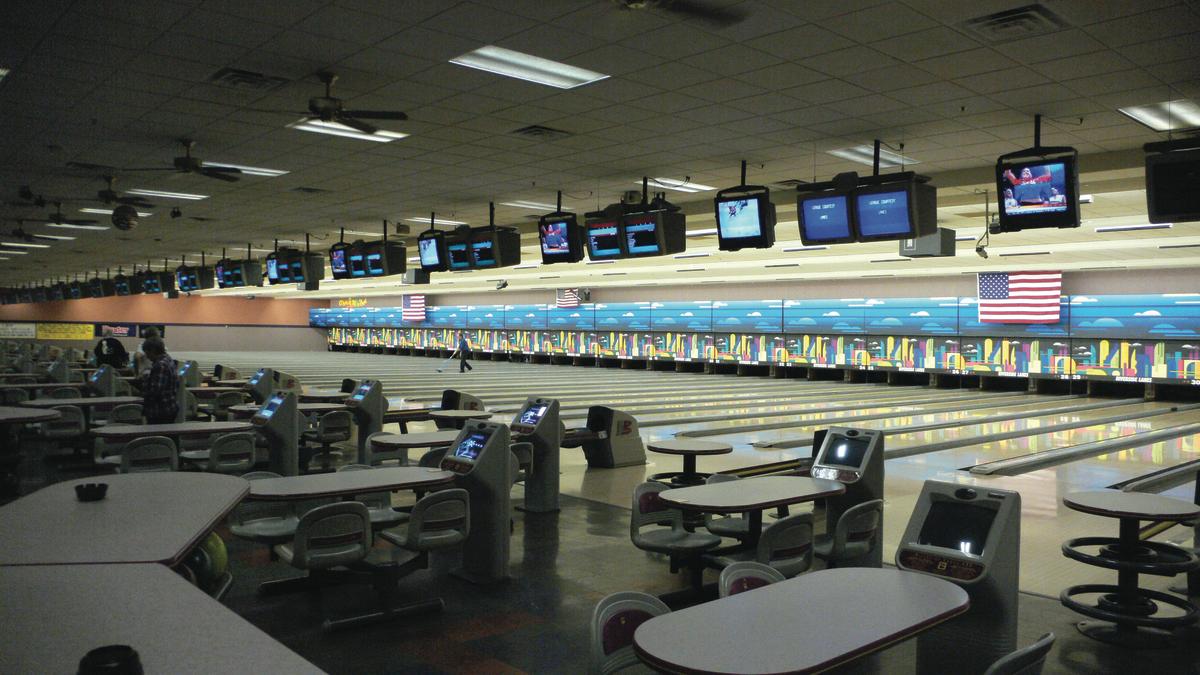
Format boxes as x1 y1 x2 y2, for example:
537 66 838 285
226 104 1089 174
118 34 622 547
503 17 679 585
556 288 580 309
978 271 1062 323
401 294 426 322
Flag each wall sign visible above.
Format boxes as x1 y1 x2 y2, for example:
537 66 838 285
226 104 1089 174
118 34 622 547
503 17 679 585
36 323 95 341
0 322 36 339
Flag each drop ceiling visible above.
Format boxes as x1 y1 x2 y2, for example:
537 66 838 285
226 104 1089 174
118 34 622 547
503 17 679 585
0 0 1196 289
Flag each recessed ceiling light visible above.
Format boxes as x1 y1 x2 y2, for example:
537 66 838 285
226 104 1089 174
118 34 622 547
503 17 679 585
1118 99 1200 132
32 234 75 241
126 189 208 200
826 145 919 168
405 217 468 226
200 161 289 177
1 241 50 248
80 207 154 217
501 200 569 211
642 178 717 194
46 223 110 231
450 45 608 89
287 118 407 142
1094 223 1172 233
0 249 28 255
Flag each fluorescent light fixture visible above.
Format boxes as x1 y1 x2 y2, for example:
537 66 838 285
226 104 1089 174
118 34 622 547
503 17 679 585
1079 194 1094 204
126 189 208 201
32 234 75 241
80 207 153 217
1118 99 1200 132
674 252 710 259
501 200 569 211
200 161 288 177
782 245 828 252
342 229 386 237
0 249 28 255
686 228 718 237
450 45 608 89
955 234 978 241
407 256 420 263
287 118 407 142
869 258 911 263
0 241 50 248
998 251 1051 257
642 178 716 194
47 223 109 231
675 267 705 272
827 145 919 168
1095 223 1172 233
513 264 539 270
405 217 467 226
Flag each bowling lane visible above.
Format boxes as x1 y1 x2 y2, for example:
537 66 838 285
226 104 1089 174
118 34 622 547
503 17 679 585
1011 426 1200 492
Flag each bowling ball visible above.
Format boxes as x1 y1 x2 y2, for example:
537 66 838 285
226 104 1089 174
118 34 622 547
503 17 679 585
200 532 228 579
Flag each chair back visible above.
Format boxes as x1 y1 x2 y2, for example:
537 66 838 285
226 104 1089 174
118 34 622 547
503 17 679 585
108 404 144 425
401 488 470 551
719 560 786 597
417 447 447 468
831 499 884 558
3 388 29 405
207 432 256 474
229 471 291 525
629 482 680 537
316 410 353 440
589 591 670 675
212 391 246 419
340 378 358 393
984 632 1055 675
336 463 392 509
42 405 86 438
289 501 371 571
183 389 199 421
756 512 814 577
49 386 81 399
120 435 178 473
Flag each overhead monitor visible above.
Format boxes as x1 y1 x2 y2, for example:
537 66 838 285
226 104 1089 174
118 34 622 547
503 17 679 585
853 179 937 242
348 245 368 278
418 231 448 272
89 278 115 298
266 253 280 284
538 213 584 264
623 214 661 256
113 275 135 296
585 219 624 260
447 234 473 270
50 283 66 301
329 242 351 279
68 281 87 300
1145 146 1200 224
360 240 407 276
798 192 855 245
994 150 1080 232
714 187 777 251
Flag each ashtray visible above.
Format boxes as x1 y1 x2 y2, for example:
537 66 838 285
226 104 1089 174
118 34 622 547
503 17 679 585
78 644 143 675
75 483 108 502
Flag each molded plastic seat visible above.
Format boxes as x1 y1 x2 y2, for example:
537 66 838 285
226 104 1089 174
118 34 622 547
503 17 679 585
3 388 29 405
119 435 178 473
181 432 256 474
379 488 470 554
302 410 352 468
275 501 372 571
630 482 721 559
200 391 246 421
703 474 752 540
718 560 787 597
707 512 814 577
814 499 884 568
984 632 1056 675
107 403 143 425
337 464 409 530
49 386 81 399
228 471 299 547
418 447 447 468
365 431 407 466
589 591 671 675
39 405 87 451
182 389 200 421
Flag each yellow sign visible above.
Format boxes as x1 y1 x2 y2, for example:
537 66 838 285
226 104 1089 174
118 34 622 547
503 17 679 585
336 298 367 308
36 323 94 341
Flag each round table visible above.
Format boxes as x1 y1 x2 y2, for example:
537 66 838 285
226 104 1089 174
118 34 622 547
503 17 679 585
213 379 248 387
429 409 493 429
227 402 348 419
300 389 351 403
188 386 246 398
19 396 141 426
0 406 63 425
1060 489 1200 648
92 421 254 440
366 431 461 466
647 438 732 486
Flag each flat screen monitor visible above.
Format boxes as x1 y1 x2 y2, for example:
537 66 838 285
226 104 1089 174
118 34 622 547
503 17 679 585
471 231 497 267
994 155 1080 231
917 501 997 557
798 193 854 245
275 260 292 283
366 251 385 275
448 239 472 270
214 262 228 287
1146 148 1200 224
818 435 871 469
624 215 661 256
453 429 491 461
539 214 583 264
89 370 101 384
258 393 285 420
266 256 280 284
289 260 305 282
142 274 159 293
715 192 776 251
854 188 913 240
586 220 623 260
418 232 447 272
329 244 350 279
349 249 367 277
518 402 547 427
113 276 132 296
68 283 84 300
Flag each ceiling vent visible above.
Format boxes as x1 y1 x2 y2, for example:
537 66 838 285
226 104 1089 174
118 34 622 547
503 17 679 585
510 125 572 140
772 178 809 189
959 4 1069 43
290 186 328 194
208 67 289 91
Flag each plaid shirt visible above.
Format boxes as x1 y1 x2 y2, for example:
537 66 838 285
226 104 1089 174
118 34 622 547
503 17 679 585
140 354 179 421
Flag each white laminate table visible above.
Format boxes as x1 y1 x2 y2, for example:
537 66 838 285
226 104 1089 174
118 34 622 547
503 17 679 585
658 475 846 544
634 567 969 674
0 563 324 674
0 473 248 566
247 466 456 501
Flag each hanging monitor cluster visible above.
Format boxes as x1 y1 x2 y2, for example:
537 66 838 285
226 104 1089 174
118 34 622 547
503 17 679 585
330 222 408 280
418 204 521 273
797 171 938 246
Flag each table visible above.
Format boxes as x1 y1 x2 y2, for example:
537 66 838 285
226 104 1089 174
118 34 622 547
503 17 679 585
647 438 733 486
0 473 248 566
0 381 88 395
1061 489 1200 648
301 388 351 403
0 407 62 497
0 563 323 674
20 395 142 426
0 406 62 426
247 466 455 501
228 402 348 418
92 420 254 440
187 386 246 398
429 408 493 428
634 567 969 674
658 476 845 545
214 378 249 387
369 431 460 449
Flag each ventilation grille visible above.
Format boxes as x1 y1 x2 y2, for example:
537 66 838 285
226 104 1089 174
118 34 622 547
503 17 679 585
208 68 289 91
772 178 809 188
510 125 572 140
959 4 1069 43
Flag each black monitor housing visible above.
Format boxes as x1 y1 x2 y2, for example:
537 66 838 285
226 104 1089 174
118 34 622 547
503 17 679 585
993 145 1080 233
538 212 585 264
1144 137 1200 224
714 185 777 251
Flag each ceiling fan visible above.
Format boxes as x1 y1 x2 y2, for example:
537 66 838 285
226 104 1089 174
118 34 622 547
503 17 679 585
613 0 748 27
23 202 100 228
95 176 155 208
259 71 408 135
66 139 242 182
6 221 68 243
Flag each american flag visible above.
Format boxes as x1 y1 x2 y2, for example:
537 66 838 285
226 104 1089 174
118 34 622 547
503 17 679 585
401 294 426 322
556 288 580 309
977 271 1062 323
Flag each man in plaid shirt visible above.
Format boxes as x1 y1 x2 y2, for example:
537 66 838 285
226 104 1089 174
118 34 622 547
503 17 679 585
138 337 179 424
